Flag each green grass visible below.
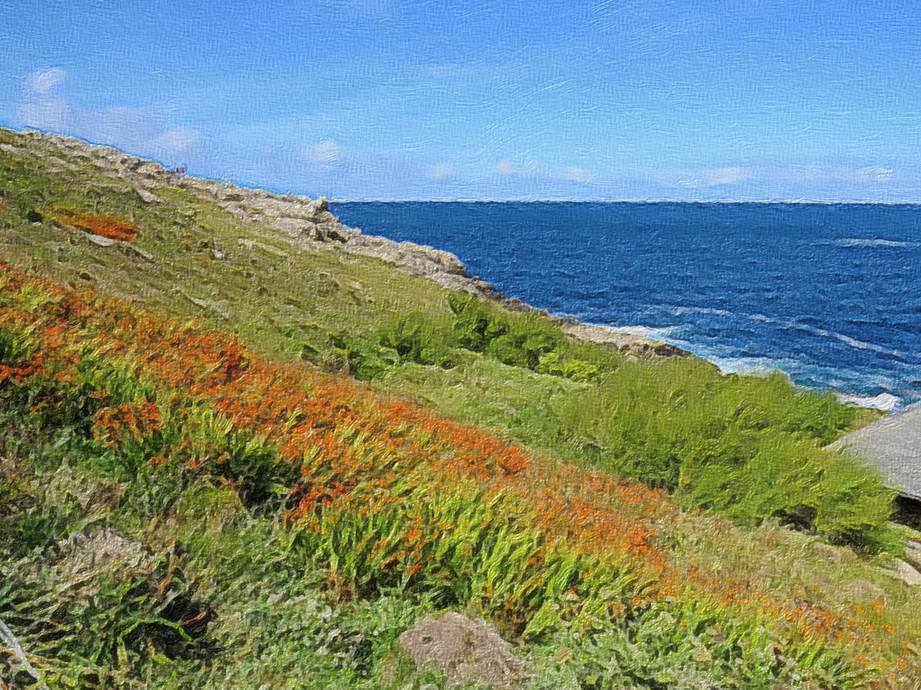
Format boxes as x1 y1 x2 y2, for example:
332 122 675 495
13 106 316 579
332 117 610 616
1 127 919 688
1 379 909 689
0 127 892 548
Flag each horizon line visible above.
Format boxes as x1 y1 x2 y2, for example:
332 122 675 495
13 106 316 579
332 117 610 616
9 126 921 207
331 198 921 205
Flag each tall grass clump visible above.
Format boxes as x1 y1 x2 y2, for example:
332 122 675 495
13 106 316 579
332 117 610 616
559 358 897 549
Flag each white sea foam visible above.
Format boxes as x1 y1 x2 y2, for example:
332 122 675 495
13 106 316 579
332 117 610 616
606 324 684 339
836 392 902 411
652 303 910 360
788 322 907 358
835 238 919 248
707 356 788 377
653 305 735 318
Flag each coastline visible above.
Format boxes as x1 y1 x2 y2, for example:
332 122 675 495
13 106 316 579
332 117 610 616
9 130 681 361
8 129 897 409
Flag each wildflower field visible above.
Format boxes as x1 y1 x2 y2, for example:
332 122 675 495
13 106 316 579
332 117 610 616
0 264 918 688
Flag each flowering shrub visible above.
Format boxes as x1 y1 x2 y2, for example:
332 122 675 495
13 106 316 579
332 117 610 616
51 207 140 242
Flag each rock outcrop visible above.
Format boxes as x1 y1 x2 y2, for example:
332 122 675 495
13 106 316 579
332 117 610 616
398 612 521 688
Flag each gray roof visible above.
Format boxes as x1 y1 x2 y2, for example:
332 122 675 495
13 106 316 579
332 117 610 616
830 404 921 501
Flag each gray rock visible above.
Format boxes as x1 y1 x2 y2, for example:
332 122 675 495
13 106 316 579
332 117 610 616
238 237 289 258
0 143 27 156
131 160 166 178
123 244 154 262
562 321 689 360
86 234 118 247
905 541 921 572
882 559 921 587
809 540 843 563
399 612 520 689
136 187 161 204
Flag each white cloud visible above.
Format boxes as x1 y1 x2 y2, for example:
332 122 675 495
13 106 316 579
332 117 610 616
306 140 340 163
25 67 66 94
856 166 894 183
151 126 200 157
495 158 516 176
75 106 201 163
497 159 540 176
425 163 452 179
13 69 204 164
496 159 592 184
562 166 592 183
17 67 70 130
677 167 752 188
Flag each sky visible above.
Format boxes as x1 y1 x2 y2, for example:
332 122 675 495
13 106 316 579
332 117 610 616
3 0 921 201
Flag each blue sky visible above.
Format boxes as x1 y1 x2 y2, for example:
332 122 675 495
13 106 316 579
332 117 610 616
3 0 921 200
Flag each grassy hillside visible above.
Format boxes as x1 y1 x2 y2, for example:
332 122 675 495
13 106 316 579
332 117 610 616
0 128 889 545
1 128 919 689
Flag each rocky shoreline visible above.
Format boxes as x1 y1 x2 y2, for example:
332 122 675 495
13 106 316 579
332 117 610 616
9 129 685 360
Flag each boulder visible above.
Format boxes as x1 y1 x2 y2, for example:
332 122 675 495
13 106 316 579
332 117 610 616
882 559 921 587
131 160 166 178
398 612 520 688
905 540 921 572
136 187 161 204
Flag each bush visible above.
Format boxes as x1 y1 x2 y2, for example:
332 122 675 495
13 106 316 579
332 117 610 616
448 294 564 371
447 293 508 352
558 358 895 549
0 323 36 366
376 313 456 368
536 351 601 382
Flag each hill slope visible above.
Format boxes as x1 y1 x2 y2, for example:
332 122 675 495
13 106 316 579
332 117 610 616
1 127 919 689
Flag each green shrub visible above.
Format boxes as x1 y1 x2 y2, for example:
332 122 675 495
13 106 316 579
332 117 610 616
376 313 456 368
0 323 36 366
448 294 564 371
344 334 400 380
557 358 895 549
447 293 508 351
536 351 601 382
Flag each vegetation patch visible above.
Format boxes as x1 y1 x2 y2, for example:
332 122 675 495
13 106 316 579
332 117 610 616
51 207 140 242
0 264 915 688
1 129 919 688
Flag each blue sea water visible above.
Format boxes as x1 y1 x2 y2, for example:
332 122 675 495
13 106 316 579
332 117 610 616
332 202 921 410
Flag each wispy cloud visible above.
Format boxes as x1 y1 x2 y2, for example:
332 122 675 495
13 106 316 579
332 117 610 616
24 67 66 94
77 106 202 161
425 163 453 179
495 158 592 184
306 139 340 163
17 67 70 130
855 165 894 183
561 166 592 183
14 69 202 164
151 126 200 157
676 167 752 188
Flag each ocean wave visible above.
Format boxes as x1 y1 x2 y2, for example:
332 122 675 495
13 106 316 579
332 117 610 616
706 355 793 377
836 392 902 411
651 305 735 318
646 303 911 360
783 321 909 359
606 324 686 339
834 238 920 248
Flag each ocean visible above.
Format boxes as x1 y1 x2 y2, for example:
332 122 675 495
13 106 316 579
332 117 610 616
332 202 921 410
